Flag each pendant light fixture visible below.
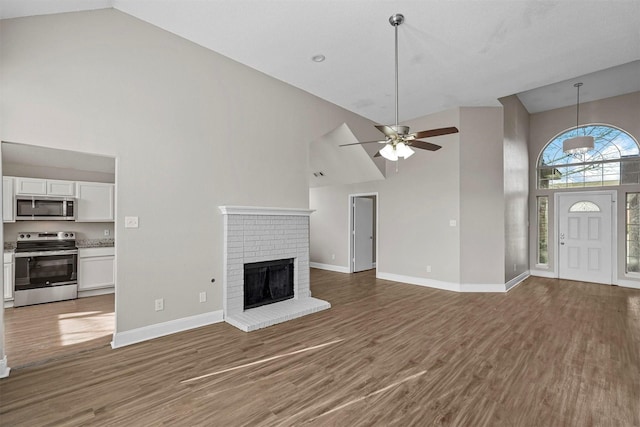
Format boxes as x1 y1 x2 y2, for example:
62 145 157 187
563 82 594 154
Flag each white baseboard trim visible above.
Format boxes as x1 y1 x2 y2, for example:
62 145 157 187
505 271 530 292
0 355 10 379
111 310 224 349
3 300 14 309
459 283 506 293
530 269 557 279
616 279 640 290
79 287 114 298
376 271 460 292
377 271 531 293
310 262 350 273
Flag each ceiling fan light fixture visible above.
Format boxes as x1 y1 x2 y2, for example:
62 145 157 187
338 13 459 160
380 144 398 161
395 142 415 159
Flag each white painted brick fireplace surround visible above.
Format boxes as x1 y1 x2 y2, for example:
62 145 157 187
219 206 330 331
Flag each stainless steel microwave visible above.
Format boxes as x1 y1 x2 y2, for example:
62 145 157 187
15 197 76 221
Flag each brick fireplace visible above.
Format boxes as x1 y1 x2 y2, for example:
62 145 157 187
219 206 330 331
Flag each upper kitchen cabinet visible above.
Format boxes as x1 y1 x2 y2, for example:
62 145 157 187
3 177 15 222
76 181 114 222
15 177 75 197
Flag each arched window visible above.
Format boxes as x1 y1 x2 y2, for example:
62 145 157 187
538 124 640 189
569 201 601 212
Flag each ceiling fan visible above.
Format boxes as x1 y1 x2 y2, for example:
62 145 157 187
340 13 459 161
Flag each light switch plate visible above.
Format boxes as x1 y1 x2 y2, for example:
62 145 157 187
125 216 139 228
449 219 457 227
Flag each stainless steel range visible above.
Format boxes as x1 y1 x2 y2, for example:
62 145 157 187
13 231 78 307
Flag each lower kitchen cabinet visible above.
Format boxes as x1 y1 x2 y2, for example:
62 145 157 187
78 247 115 291
4 252 13 301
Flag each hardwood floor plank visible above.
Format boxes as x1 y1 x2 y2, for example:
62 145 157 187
1 270 639 426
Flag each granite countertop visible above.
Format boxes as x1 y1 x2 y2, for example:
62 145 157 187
4 239 114 250
76 239 115 248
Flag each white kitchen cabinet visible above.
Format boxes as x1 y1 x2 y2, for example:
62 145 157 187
4 252 13 301
76 182 114 222
15 177 75 197
46 179 76 196
78 247 115 291
15 177 46 195
3 177 15 222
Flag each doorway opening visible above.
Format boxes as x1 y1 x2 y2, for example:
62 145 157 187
349 193 378 273
1 141 117 370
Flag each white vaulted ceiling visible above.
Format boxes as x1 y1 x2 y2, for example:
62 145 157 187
1 0 639 122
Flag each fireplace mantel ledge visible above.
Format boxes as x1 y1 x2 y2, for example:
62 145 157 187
219 206 315 217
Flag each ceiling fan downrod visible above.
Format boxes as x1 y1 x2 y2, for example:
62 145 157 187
389 13 404 131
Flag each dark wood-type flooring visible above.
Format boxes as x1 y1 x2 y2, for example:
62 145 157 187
1 270 639 426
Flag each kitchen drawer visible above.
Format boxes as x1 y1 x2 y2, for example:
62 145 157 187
79 247 114 257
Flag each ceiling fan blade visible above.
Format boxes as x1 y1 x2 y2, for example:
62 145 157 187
409 140 442 151
375 125 399 138
339 140 386 147
411 127 459 140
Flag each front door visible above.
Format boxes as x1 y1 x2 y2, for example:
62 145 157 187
557 192 613 284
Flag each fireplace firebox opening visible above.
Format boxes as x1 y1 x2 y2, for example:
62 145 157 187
244 258 294 310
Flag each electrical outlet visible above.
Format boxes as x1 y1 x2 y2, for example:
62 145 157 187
155 298 164 311
513 263 517 272
426 265 432 273
199 292 207 303
331 253 335 260
104 229 110 236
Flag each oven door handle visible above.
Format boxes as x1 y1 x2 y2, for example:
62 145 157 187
14 249 78 258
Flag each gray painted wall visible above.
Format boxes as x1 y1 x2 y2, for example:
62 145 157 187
0 9 381 337
528 92 640 282
500 95 530 283
312 105 530 288
459 107 505 286
310 108 463 283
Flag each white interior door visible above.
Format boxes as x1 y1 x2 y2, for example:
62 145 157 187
353 197 373 272
557 193 613 284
